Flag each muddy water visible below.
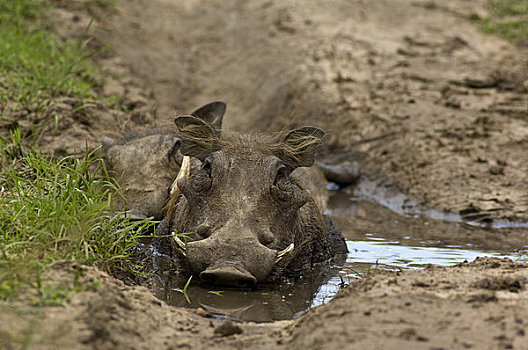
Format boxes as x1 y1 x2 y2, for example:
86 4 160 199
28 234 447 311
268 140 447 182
150 188 528 323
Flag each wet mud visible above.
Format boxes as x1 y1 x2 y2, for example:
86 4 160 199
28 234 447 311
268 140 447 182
2 0 528 349
3 257 527 350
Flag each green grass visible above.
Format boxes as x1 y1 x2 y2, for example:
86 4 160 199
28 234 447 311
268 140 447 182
0 25 97 103
183 276 192 303
0 0 99 101
0 0 43 23
0 0 102 140
0 0 155 306
52 0 117 9
487 0 528 17
478 0 528 42
0 131 153 302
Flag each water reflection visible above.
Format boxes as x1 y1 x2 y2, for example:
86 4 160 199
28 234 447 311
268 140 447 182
327 189 528 252
150 253 346 322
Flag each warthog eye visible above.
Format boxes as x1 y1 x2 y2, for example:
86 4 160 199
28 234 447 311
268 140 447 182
201 159 212 176
271 166 290 202
196 223 213 238
274 166 287 185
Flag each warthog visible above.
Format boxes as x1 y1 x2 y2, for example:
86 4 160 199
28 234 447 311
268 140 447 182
156 102 347 288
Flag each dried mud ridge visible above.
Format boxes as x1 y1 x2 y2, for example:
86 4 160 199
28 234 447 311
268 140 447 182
2 257 527 350
3 0 528 349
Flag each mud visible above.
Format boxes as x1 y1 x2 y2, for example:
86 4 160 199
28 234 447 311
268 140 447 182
2 257 527 349
95 0 528 226
286 257 528 350
3 0 528 349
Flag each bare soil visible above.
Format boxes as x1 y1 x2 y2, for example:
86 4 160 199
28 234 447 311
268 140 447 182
3 0 528 349
2 257 527 350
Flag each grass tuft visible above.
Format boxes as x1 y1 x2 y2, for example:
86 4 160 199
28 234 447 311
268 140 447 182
0 0 44 24
0 17 97 108
479 0 528 42
0 0 102 142
488 0 528 18
0 130 153 301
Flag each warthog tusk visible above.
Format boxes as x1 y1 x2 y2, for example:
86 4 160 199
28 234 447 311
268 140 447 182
171 231 187 257
275 243 294 263
170 155 191 196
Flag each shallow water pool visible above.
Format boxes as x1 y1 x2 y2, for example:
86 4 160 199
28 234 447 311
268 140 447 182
150 193 527 322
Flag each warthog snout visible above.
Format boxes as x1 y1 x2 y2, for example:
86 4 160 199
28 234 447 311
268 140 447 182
173 219 280 288
199 262 257 289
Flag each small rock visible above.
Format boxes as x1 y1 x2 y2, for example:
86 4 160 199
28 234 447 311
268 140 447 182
463 76 497 89
411 279 431 287
489 165 504 175
397 47 418 57
317 160 360 185
399 327 419 340
214 320 243 337
196 307 212 318
466 291 497 303
445 97 461 109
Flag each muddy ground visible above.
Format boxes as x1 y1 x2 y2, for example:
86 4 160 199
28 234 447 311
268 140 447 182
3 0 528 349
2 258 527 350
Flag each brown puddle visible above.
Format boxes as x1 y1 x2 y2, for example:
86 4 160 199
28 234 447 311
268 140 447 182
147 187 528 322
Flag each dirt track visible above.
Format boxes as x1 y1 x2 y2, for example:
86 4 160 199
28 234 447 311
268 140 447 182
97 0 528 224
3 0 528 349
50 0 528 224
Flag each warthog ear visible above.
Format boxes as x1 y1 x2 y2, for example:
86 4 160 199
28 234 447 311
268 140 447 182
191 101 226 130
275 126 325 168
174 115 220 160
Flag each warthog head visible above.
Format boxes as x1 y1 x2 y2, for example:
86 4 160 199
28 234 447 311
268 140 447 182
157 102 344 288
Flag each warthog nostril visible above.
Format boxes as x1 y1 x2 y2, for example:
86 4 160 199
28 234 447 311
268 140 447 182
196 223 213 238
199 265 257 289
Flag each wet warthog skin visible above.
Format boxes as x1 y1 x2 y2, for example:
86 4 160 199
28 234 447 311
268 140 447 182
156 102 347 288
